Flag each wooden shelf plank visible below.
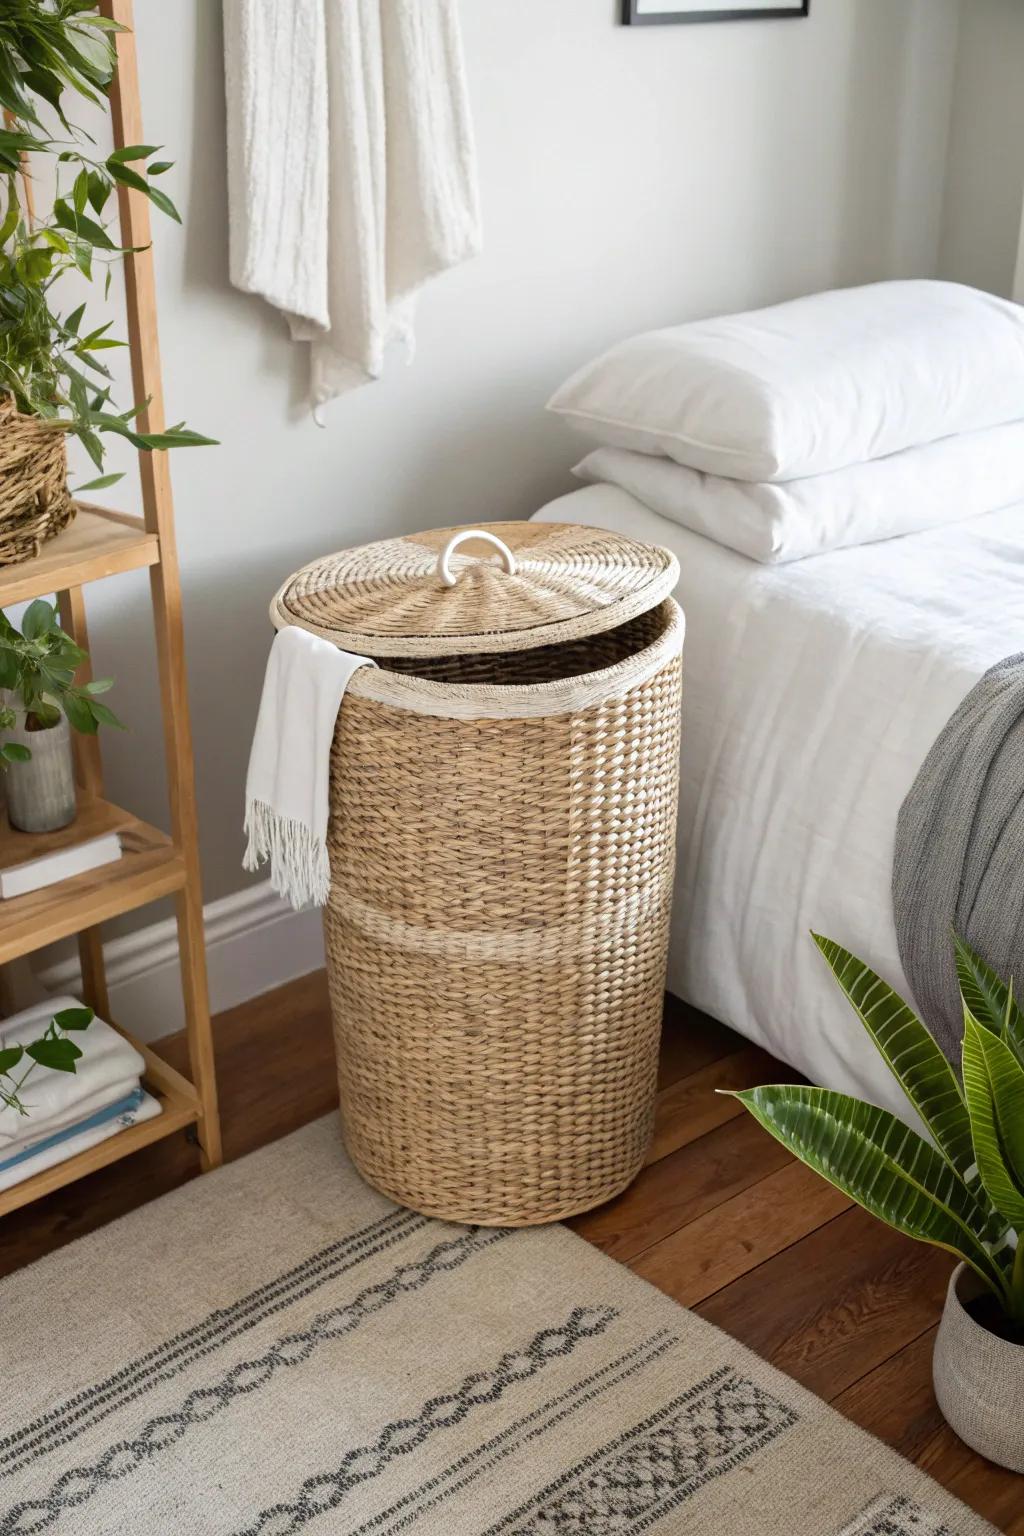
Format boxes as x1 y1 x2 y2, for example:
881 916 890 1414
108 1020 201 1110
0 799 185 964
0 1078 197 1218
0 503 159 605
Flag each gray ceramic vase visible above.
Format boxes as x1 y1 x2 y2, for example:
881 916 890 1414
3 710 76 833
933 1264 1024 1473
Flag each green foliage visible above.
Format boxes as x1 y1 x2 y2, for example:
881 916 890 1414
0 1002 94 1118
728 933 1024 1335
953 932 1024 1066
0 597 122 761
0 2 215 479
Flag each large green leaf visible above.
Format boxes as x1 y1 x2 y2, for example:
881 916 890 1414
25 1036 81 1073
962 1011 1024 1235
954 933 1024 1061
732 1083 1009 1301
813 935 976 1182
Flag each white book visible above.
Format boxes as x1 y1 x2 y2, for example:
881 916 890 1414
0 832 122 899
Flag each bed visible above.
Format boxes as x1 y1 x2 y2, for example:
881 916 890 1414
532 484 1024 1118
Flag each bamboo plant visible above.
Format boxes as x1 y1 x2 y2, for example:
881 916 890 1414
730 933 1024 1337
0 1 213 489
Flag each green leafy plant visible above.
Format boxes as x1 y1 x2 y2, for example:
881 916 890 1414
0 1 214 490
0 596 120 762
0 1002 94 1117
729 932 1024 1339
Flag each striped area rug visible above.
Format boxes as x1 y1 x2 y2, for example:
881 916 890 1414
0 1117 995 1536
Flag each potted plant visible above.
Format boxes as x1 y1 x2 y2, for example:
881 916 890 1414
0 3 213 565
0 596 121 832
730 932 1024 1472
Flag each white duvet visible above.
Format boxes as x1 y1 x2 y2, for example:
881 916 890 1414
533 485 1024 1119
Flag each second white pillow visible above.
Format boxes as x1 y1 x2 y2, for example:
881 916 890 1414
573 421 1024 564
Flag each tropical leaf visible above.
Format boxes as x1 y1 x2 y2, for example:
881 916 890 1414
0 1044 24 1073
812 935 978 1184
25 1036 81 1073
52 1007 93 1032
962 1011 1024 1234
731 1083 1009 1301
52 197 114 250
148 427 218 448
954 933 1024 1060
71 472 123 495
107 144 160 164
84 697 124 730
20 598 56 641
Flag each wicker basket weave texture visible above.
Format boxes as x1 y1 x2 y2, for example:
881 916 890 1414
323 597 683 1226
0 396 74 566
271 521 678 655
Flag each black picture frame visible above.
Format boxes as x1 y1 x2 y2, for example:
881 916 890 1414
623 0 809 23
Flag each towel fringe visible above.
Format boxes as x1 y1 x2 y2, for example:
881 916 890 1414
243 798 332 911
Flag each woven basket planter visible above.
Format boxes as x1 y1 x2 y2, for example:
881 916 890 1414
0 396 74 566
272 522 684 1226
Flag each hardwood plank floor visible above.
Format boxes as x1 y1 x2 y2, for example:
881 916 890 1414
1 975 1017 1532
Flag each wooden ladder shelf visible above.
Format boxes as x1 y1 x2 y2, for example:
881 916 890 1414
0 0 221 1218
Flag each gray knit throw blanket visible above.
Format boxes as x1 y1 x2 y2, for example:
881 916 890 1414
893 653 1024 1064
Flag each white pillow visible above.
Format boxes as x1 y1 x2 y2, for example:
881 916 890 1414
573 421 1024 564
549 281 1024 483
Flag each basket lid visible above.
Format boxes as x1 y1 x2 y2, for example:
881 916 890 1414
270 521 679 657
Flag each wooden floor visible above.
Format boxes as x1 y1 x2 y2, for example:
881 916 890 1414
2 975 1020 1533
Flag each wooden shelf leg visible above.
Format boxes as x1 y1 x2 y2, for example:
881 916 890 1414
76 929 111 1019
103 0 223 1173
173 886 221 1169
57 586 111 1018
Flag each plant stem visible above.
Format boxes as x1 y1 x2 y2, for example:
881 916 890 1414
0 1058 36 1117
1010 1238 1024 1322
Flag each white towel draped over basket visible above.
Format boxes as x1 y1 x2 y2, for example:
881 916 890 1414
244 626 376 910
224 0 482 404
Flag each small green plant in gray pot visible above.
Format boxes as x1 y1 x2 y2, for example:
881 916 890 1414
729 932 1024 1472
0 598 122 833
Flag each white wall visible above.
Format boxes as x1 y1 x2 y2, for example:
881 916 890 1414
73 0 959 950
938 0 1024 298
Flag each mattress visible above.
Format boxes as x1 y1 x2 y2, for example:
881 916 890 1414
532 484 1024 1118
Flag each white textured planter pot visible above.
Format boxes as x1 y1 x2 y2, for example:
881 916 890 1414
3 711 76 833
933 1264 1024 1473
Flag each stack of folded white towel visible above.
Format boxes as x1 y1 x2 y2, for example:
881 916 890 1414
0 996 160 1191
547 280 1024 566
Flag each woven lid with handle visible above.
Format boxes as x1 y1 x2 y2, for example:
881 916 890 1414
270 521 678 658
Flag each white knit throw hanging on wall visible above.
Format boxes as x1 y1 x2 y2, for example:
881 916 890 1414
223 0 482 406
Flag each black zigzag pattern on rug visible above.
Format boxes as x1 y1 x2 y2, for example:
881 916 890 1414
235 1306 620 1536
483 1365 798 1535
0 1206 428 1479
347 1327 680 1536
0 1227 508 1536
837 1492 960 1536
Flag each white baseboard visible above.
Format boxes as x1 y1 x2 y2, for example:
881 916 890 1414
41 880 325 1041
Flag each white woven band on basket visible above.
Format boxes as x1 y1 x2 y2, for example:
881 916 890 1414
345 599 684 718
333 870 675 961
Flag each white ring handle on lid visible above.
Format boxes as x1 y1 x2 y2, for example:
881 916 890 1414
437 529 518 588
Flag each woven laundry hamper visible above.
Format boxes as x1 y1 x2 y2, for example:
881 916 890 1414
271 521 684 1226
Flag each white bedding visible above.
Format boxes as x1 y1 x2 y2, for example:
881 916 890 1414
532 484 1024 1118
